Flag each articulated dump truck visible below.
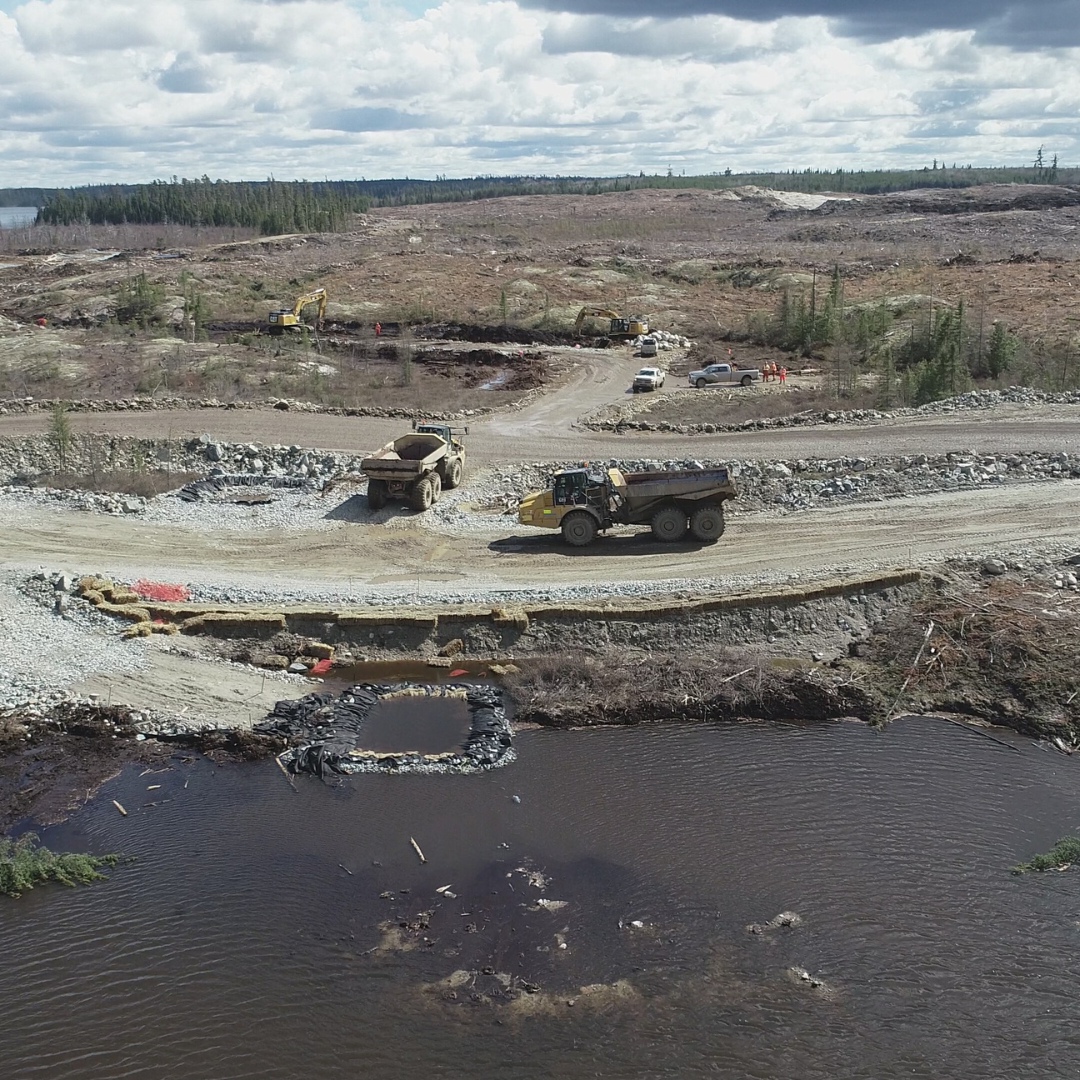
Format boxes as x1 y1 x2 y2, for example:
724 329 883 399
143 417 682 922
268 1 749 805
518 466 737 546
361 423 467 511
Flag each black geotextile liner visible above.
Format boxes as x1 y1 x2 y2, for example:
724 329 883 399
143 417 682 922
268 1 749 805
178 474 314 502
253 683 513 778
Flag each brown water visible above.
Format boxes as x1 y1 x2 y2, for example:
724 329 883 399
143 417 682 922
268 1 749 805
356 693 473 754
2 717 1079 1079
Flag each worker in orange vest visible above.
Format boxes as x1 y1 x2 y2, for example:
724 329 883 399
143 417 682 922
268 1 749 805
375 321 382 337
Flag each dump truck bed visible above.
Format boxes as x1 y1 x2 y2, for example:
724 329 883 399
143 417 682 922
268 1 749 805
619 467 734 503
361 433 447 478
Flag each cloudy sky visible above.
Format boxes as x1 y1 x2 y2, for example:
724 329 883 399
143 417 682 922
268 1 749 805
1 0 1077 187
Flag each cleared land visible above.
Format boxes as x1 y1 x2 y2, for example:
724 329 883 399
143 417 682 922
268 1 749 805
1 182 1079 825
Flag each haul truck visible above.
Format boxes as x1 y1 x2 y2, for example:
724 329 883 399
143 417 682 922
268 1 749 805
518 466 737 547
361 424 467 511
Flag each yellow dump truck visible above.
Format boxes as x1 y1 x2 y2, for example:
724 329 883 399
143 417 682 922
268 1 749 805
518 466 737 546
361 423 467 511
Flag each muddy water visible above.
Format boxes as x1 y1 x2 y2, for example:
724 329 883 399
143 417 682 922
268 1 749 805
356 694 473 754
3 717 1080 1079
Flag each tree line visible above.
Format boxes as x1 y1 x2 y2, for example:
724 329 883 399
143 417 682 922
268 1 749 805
14 162 1078 231
35 178 371 233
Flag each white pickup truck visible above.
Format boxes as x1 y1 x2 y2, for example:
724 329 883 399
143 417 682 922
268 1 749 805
632 366 666 392
687 363 761 388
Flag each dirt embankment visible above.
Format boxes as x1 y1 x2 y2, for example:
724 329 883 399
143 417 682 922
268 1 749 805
5 563 1076 831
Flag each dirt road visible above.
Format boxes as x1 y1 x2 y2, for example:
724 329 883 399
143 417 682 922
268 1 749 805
2 399 1079 464
3 481 1077 594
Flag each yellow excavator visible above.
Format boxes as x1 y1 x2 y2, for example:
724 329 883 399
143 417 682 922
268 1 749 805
267 288 327 336
573 306 649 339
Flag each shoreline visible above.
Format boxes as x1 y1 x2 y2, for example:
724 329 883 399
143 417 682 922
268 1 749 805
3 557 1077 830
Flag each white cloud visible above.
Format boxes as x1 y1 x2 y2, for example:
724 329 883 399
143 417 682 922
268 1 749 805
0 0 1077 186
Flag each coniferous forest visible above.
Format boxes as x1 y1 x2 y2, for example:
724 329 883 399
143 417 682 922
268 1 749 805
13 163 1078 235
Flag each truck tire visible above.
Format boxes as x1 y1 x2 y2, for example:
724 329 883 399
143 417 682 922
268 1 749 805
429 471 442 503
741 373 753 387
409 477 434 511
561 511 598 547
445 457 463 489
690 505 726 542
651 506 688 542
695 378 707 389
367 478 388 510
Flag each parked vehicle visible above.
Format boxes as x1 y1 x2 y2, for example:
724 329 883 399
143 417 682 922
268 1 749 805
632 366 665 392
361 423 467 511
687 363 760 388
518 466 737 547
638 336 658 358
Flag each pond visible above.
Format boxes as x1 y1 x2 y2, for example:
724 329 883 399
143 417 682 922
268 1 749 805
1 716 1077 1079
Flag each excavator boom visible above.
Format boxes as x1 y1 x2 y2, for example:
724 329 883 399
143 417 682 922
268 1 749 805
574 305 649 338
268 287 327 335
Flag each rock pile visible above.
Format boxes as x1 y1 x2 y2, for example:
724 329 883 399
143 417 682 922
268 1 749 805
634 330 691 351
587 386 1080 434
0 394 487 421
255 684 514 776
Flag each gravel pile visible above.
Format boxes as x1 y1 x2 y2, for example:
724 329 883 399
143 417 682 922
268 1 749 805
0 571 147 714
0 395 484 421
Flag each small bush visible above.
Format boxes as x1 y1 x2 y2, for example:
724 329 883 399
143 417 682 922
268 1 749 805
0 834 120 897
1012 835 1080 874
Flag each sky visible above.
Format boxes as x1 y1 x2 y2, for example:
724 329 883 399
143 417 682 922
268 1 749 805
0 0 1078 187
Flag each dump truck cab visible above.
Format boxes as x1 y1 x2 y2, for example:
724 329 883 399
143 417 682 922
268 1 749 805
552 467 610 507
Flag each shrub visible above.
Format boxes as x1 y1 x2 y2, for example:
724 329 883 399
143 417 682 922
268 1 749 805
0 834 120 897
1012 835 1080 874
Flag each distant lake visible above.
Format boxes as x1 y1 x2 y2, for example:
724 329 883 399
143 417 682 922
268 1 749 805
0 207 38 229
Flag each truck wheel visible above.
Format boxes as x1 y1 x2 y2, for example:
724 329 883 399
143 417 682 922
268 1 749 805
367 478 388 510
429 471 442 503
651 506 688 542
409 477 434 511
690 505 726 542
445 458 463 489
741 374 753 387
561 511 598 547
695 378 707 389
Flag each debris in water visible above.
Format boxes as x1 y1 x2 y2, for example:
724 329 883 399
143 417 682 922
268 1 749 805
112 800 127 817
411 836 427 863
